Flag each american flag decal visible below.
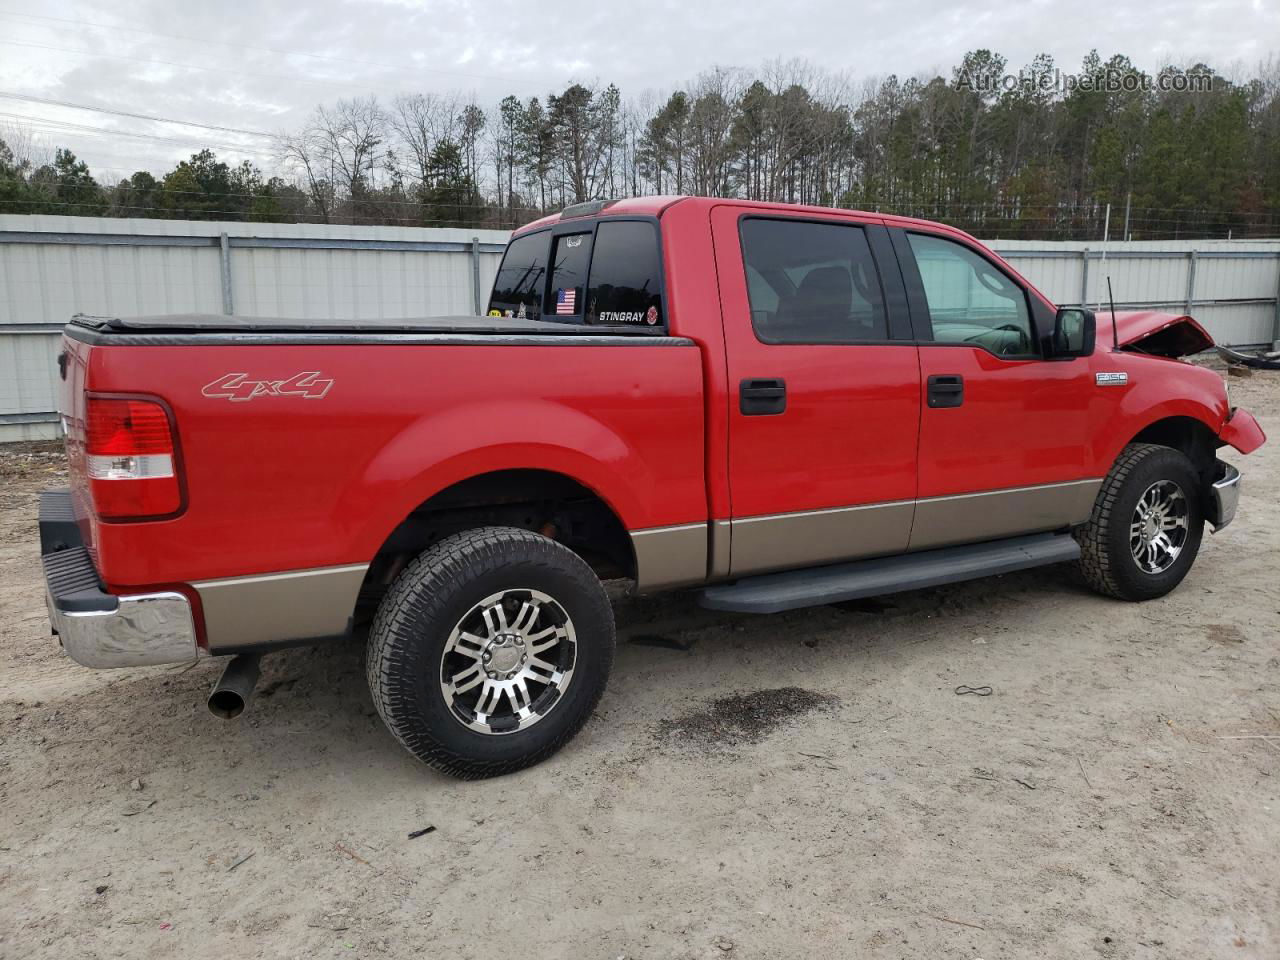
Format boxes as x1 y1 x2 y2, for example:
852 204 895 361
556 288 576 315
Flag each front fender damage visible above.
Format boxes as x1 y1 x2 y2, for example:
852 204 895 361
1219 408 1266 455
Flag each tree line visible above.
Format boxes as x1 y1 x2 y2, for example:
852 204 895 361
2 50 1279 240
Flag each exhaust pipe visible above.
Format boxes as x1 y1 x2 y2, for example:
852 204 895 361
208 654 261 719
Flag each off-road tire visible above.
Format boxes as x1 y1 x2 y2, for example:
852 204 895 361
1075 443 1204 601
366 526 615 779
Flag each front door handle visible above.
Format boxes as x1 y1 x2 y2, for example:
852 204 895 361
927 374 964 408
740 378 786 416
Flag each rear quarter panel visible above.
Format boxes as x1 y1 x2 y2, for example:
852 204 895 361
79 339 706 588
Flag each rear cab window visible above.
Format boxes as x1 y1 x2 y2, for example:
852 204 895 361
549 232 592 317
488 231 547 320
488 218 665 330
584 221 663 327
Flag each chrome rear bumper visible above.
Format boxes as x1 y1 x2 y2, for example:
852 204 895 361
46 583 200 668
1208 461 1242 533
40 490 199 668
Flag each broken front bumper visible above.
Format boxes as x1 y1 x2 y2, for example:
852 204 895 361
40 490 199 669
1207 461 1242 533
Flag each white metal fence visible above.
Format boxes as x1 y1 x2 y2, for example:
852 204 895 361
987 238 1280 349
2 214 1278 442
0 216 509 441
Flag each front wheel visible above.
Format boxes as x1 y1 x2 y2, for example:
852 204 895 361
366 526 615 779
1076 443 1205 601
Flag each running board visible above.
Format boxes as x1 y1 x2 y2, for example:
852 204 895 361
697 533 1080 614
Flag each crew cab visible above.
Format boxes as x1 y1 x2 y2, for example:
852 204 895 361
39 196 1266 778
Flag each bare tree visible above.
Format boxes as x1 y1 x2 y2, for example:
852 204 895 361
276 128 333 222
279 97 386 222
687 68 744 196
388 93 463 190
0 120 52 174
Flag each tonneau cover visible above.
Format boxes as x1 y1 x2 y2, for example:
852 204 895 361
69 312 661 336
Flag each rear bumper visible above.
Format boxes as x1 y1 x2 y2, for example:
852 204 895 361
1207 461 1242 533
40 490 199 668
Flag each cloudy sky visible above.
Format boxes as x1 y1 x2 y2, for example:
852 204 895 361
0 0 1276 181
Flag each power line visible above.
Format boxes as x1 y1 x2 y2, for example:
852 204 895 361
0 92 275 139
0 39 381 95
0 9 519 87
0 112 277 157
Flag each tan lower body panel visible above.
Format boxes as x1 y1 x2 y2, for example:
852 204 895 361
714 478 1103 582
710 520 732 579
194 563 369 651
630 523 708 592
909 478 1102 551
621 479 1102 594
729 500 915 577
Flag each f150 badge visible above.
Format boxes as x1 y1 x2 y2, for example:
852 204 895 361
202 372 334 402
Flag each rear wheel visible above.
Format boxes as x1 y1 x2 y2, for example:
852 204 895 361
366 526 614 779
1076 443 1205 601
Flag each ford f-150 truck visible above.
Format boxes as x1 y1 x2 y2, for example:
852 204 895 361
39 196 1266 778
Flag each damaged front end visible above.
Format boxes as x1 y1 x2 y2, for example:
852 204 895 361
1109 310 1215 358
1107 309 1266 453
1103 310 1266 516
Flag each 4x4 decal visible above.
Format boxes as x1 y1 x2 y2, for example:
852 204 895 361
202 372 334 402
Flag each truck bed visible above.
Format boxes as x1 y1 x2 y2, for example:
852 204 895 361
57 317 707 613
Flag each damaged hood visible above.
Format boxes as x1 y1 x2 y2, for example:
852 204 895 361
1102 310 1215 358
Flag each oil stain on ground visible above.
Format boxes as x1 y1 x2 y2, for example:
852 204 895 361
657 687 840 747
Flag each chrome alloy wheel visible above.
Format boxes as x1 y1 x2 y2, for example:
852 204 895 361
1130 479 1190 574
439 588 576 735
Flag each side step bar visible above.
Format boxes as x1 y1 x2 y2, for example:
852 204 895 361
697 533 1080 614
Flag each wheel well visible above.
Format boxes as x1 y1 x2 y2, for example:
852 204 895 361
356 469 634 620
1128 416 1218 484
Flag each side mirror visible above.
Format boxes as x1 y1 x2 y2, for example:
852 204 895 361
1049 307 1095 358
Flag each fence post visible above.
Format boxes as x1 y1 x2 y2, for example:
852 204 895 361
218 233 234 316
1185 250 1197 316
1079 249 1090 307
471 237 482 315
1272 252 1280 351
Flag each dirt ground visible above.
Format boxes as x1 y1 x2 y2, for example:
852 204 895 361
2 368 1278 960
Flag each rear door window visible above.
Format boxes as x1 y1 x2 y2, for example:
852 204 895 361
739 218 888 343
548 232 593 318
488 231 548 319
585 220 664 328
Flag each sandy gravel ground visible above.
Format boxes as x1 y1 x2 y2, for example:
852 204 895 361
1 368 1278 960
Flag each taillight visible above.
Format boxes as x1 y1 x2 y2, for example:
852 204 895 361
85 396 182 519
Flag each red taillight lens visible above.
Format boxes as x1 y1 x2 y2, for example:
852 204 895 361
87 398 173 455
85 396 182 519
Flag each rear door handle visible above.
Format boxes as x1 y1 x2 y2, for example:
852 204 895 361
927 374 964 408
740 378 786 416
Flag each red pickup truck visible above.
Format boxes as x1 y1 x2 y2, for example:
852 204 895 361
40 196 1266 778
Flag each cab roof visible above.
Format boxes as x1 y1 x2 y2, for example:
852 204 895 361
511 196 983 246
